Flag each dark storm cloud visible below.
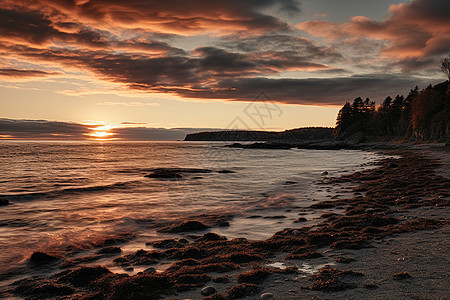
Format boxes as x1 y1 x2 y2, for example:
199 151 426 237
221 35 342 62
0 118 90 140
175 74 440 106
0 118 216 141
1 41 439 105
0 42 331 89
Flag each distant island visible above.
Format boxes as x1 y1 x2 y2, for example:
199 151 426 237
184 127 333 142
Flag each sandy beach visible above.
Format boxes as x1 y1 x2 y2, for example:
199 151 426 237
2 144 449 300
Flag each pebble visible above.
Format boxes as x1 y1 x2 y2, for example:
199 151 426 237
260 293 274 299
201 286 216 296
143 267 156 274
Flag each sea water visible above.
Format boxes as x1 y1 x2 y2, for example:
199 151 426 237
0 141 385 286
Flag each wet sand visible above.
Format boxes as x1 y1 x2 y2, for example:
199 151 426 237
2 145 449 300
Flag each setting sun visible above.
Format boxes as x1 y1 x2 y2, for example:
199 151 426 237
88 124 116 140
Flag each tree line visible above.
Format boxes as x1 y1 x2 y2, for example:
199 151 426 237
334 81 450 142
334 55 450 142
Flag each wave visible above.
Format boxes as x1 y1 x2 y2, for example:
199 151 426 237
0 181 141 202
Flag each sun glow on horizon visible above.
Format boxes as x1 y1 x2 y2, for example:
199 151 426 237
87 123 116 140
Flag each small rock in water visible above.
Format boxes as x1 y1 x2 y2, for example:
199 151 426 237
159 220 210 233
294 217 307 223
201 286 217 296
0 199 9 206
284 181 297 185
143 267 156 274
124 266 134 272
322 171 329 176
260 292 274 299
393 272 412 280
218 170 235 173
145 170 182 178
29 252 60 265
200 232 226 241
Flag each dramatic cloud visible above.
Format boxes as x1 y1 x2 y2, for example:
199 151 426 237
0 68 58 78
0 0 299 35
0 118 91 140
0 0 447 110
296 0 450 72
0 118 216 141
174 74 441 105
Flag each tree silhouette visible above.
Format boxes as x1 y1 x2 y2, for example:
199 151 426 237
440 54 450 80
334 81 449 141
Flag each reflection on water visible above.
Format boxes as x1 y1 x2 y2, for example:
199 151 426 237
0 141 385 285
267 261 335 277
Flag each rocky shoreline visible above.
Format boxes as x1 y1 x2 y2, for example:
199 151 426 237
2 146 449 299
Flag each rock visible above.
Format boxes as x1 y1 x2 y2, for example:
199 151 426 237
260 292 274 299
12 278 74 298
149 238 189 249
0 199 9 206
158 220 210 233
322 171 329 175
199 232 226 241
56 266 112 287
201 286 217 296
124 267 134 272
225 283 259 299
143 267 156 274
29 252 60 265
97 246 122 255
293 229 302 236
286 251 323 260
284 181 297 185
294 217 307 223
145 170 182 179
264 215 286 219
238 268 271 284
393 272 412 280
218 170 235 173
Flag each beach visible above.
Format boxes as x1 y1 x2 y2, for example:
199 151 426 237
0 143 448 299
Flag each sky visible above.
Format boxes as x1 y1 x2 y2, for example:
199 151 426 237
0 0 449 140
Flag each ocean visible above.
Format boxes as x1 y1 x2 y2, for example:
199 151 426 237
0 141 386 286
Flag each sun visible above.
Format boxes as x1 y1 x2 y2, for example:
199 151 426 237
88 124 116 140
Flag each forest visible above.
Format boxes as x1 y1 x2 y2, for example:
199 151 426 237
334 80 450 142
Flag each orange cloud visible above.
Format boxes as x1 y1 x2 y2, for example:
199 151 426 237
0 0 298 36
296 0 450 70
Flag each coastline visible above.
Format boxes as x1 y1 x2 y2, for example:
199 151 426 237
2 144 449 299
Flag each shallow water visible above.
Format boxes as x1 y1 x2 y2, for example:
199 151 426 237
0 141 385 286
